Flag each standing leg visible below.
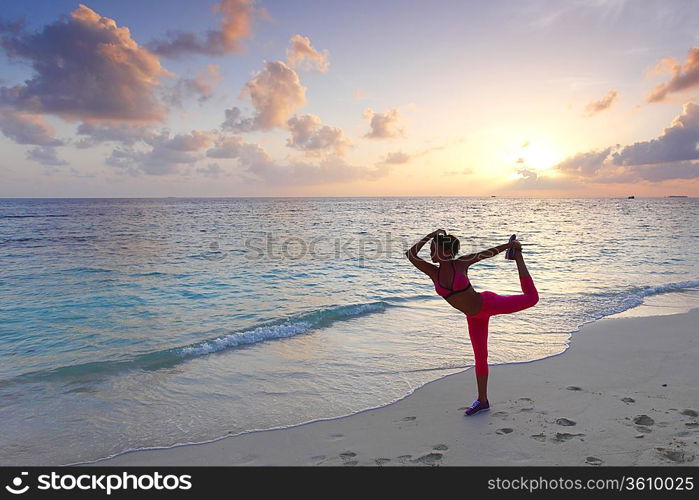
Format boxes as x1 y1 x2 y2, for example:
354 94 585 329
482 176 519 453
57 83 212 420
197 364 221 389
466 312 490 403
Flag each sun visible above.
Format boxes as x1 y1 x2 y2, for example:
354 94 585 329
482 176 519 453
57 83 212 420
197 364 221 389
516 141 562 171
506 136 565 173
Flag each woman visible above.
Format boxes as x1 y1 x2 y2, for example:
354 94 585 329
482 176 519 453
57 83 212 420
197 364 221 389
405 229 539 416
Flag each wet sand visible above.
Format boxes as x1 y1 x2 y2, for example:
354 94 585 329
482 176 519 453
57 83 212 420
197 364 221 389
93 307 699 466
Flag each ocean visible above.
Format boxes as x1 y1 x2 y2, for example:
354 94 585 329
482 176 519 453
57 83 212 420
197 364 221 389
1 197 698 465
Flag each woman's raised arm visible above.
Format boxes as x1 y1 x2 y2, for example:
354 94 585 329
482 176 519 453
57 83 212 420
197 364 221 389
458 240 519 266
405 229 444 276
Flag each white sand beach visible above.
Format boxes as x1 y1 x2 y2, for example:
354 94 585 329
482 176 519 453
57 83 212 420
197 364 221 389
93 306 699 467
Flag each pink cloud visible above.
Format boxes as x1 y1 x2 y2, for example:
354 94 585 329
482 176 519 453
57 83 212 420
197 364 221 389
164 64 222 107
286 35 329 73
286 114 350 154
106 130 215 175
612 102 699 165
0 107 63 145
205 135 393 185
363 108 406 139
223 61 306 131
0 4 169 123
583 89 618 116
552 102 699 184
646 47 699 103
147 0 263 57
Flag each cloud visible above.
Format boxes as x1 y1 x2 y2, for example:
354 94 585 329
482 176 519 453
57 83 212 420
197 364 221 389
286 114 351 154
589 160 699 183
197 162 227 177
26 146 68 166
0 4 168 123
75 122 157 148
550 102 699 184
646 47 699 103
508 167 578 190
381 151 411 164
206 135 249 158
163 64 222 107
554 147 614 177
363 108 405 139
247 155 392 185
146 0 262 57
153 130 213 151
522 0 628 30
584 89 618 116
223 61 306 131
286 35 329 73
0 107 63 145
611 102 699 165
106 129 214 175
220 107 254 132
375 137 467 166
206 135 392 185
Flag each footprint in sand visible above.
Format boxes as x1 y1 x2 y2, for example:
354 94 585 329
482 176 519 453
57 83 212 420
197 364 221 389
556 418 577 426
375 458 391 465
551 432 585 443
680 409 698 417
656 447 695 463
621 397 635 403
340 451 357 460
530 433 546 442
585 456 604 465
496 428 514 435
633 415 655 426
635 425 652 434
411 453 443 465
433 444 449 451
566 386 582 391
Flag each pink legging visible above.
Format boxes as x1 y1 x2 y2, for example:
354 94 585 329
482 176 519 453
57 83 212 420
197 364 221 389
466 275 539 376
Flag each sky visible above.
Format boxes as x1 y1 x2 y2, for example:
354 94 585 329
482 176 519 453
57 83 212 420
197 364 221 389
1 0 698 197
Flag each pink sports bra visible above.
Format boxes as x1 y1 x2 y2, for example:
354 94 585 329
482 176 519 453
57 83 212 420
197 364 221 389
434 260 472 299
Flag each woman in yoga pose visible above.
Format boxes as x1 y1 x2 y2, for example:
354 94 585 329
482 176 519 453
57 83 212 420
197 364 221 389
406 229 539 416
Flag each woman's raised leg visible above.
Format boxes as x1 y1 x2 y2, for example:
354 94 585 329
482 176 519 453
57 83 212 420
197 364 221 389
488 251 539 315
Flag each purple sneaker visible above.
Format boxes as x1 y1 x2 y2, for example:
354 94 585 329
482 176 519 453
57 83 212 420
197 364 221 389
464 399 490 416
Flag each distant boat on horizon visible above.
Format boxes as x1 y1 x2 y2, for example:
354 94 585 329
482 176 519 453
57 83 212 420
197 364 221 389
668 195 688 198
627 195 635 199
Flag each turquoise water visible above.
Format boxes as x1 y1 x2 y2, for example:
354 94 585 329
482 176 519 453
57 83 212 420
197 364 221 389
1 197 698 465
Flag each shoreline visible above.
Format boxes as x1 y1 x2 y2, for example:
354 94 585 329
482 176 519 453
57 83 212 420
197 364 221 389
91 305 699 467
